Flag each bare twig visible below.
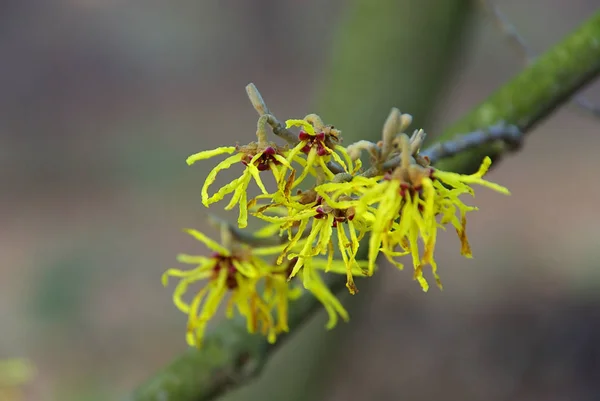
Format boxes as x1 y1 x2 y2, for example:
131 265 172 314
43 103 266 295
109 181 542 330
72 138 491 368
246 83 299 144
479 0 600 118
421 122 522 164
367 122 523 175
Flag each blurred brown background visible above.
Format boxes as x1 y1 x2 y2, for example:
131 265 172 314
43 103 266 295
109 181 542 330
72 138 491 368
1 1 600 400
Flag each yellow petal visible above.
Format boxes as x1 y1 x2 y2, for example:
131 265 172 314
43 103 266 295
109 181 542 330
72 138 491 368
335 145 354 173
272 154 293 170
292 147 317 189
183 228 230 255
286 142 307 167
198 274 228 321
317 156 336 180
315 215 334 255
329 148 349 173
237 187 249 228
225 172 251 210
251 244 289 256
176 254 211 265
247 162 269 195
316 192 356 210
231 259 257 278
187 146 236 165
201 153 243 204
304 272 349 329
162 266 212 286
206 176 242 206
285 119 315 135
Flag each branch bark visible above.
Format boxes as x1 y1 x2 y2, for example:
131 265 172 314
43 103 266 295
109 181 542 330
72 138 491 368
432 9 600 173
131 8 600 401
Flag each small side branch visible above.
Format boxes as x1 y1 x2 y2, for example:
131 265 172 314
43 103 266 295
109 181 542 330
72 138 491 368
246 83 299 144
355 122 523 175
421 122 522 165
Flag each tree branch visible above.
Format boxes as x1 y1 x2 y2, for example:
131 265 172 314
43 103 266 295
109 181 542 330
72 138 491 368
478 0 600 118
131 8 600 401
131 275 346 401
432 8 600 173
421 122 522 165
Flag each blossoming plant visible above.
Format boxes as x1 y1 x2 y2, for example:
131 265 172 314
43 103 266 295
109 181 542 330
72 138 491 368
163 83 510 348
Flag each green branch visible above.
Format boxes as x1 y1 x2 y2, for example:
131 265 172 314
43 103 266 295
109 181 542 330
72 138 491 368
131 276 346 401
131 8 600 401
432 8 600 173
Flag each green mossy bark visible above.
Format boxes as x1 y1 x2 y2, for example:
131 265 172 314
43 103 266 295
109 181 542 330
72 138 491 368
434 9 600 174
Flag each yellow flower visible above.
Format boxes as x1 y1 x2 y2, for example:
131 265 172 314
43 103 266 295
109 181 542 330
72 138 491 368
250 186 319 253
285 116 359 188
162 228 293 348
186 141 291 228
251 184 372 294
173 83 515 343
361 172 436 289
357 134 509 291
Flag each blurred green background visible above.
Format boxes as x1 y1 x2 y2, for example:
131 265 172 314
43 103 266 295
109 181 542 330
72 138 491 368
2 1 600 400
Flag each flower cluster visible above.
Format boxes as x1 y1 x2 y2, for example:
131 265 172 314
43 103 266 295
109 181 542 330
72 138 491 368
162 225 362 347
163 84 510 347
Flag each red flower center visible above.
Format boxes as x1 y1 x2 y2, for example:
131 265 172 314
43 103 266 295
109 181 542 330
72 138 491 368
313 196 355 227
298 131 330 156
383 168 435 198
211 253 240 290
241 146 282 171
